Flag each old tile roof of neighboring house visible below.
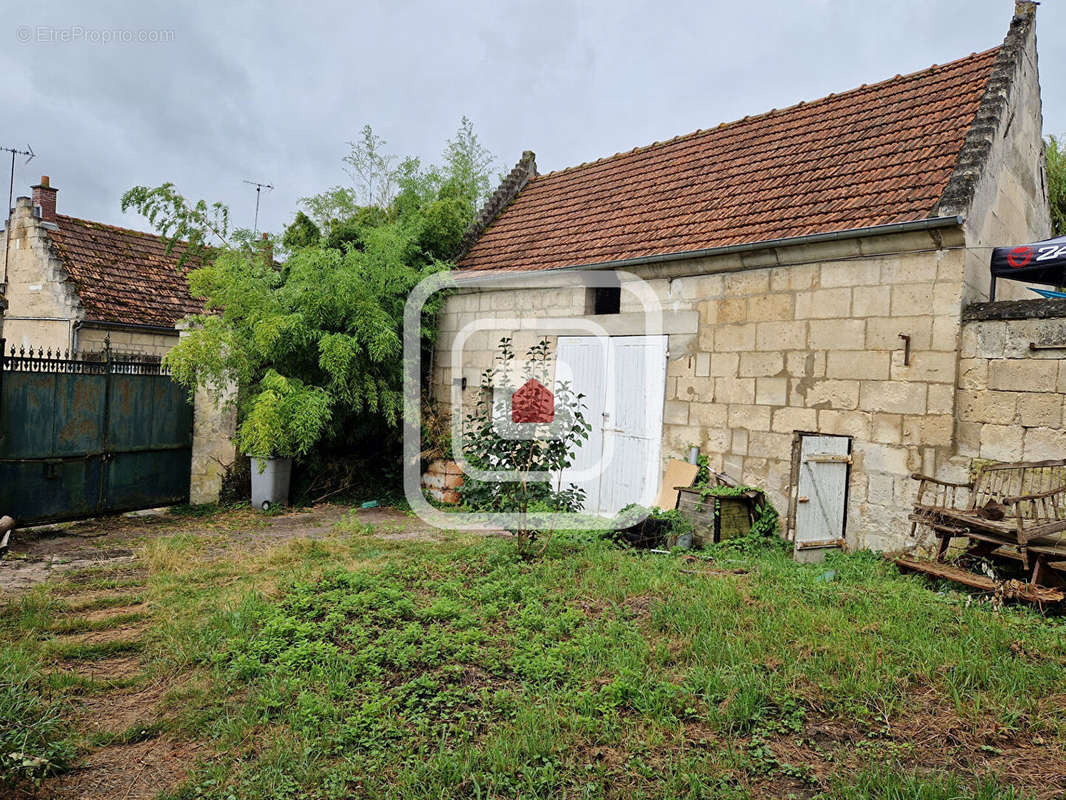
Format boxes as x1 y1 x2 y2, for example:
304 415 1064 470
458 47 1001 273
49 215 204 328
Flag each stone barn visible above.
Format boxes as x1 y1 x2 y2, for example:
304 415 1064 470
431 3 1058 554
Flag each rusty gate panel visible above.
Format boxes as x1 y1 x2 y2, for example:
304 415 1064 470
106 372 193 511
149 375 195 447
0 343 193 525
54 372 106 455
0 372 61 458
108 449 192 511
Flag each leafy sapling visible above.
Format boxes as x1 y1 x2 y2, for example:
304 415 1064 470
459 337 591 555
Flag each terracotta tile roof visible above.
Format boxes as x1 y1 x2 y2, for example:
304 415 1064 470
49 214 203 328
459 48 1001 272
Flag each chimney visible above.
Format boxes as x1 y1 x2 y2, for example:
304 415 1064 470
1014 1 1037 19
31 176 57 224
261 232 275 269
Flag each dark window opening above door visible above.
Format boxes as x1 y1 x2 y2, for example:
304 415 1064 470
587 286 621 315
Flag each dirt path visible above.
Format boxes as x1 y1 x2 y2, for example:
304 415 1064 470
28 573 193 800
0 503 432 595
4 502 444 799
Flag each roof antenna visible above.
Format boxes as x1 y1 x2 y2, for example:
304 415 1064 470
242 179 273 234
2 143 35 289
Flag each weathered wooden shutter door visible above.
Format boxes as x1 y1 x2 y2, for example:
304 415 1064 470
795 434 850 548
599 336 667 515
555 336 607 512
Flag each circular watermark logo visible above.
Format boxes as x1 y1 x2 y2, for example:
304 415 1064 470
403 269 666 533
1007 246 1034 268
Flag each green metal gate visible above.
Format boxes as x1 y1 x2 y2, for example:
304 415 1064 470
0 342 194 525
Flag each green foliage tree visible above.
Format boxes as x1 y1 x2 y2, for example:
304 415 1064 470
120 183 232 267
123 119 497 468
344 124 399 209
299 186 360 235
281 211 320 251
294 117 494 248
1047 135 1066 237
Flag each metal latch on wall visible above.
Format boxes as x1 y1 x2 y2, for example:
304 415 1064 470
898 333 911 366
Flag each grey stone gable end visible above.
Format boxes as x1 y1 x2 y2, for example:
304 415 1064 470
934 1 1039 218
457 150 538 260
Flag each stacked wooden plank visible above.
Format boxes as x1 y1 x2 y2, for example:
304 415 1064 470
894 556 1064 604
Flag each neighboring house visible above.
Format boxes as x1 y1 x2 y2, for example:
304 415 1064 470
0 179 236 505
434 3 1056 553
0 176 202 356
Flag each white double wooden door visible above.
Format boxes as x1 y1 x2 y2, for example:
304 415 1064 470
554 335 668 515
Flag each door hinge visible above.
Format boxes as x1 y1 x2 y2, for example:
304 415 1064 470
803 454 852 464
796 537 846 550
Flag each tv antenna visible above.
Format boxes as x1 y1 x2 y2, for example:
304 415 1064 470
242 179 273 234
2 143 35 289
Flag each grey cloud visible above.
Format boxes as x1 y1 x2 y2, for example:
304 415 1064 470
0 0 1061 237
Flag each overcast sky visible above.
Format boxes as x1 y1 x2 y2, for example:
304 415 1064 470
2 1 1062 237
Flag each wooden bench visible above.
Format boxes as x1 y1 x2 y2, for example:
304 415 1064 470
910 459 1066 586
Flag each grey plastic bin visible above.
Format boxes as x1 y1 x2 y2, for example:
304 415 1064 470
250 457 292 510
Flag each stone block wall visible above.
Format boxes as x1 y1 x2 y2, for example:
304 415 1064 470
432 227 973 551
431 279 589 416
654 238 968 553
76 327 180 357
956 301 1066 463
0 198 82 352
939 4 1051 303
189 384 238 505
174 324 238 505
950 7 1048 305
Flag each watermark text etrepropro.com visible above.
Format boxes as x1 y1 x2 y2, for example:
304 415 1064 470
16 25 175 44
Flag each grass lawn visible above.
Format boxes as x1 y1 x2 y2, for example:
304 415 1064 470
2 508 1066 798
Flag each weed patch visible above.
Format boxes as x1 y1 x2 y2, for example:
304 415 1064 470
164 538 1064 798
0 647 75 790
5 522 1066 798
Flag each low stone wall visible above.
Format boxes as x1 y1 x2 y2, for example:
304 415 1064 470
957 299 1066 462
